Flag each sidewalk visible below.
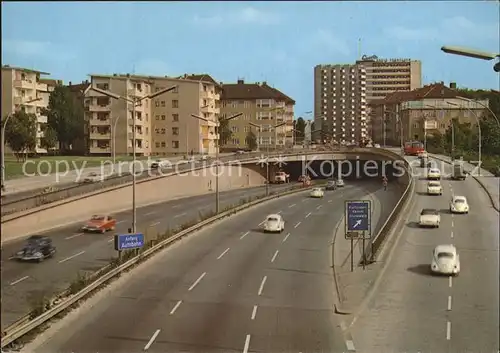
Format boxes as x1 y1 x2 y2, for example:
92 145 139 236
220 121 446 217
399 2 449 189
429 153 499 212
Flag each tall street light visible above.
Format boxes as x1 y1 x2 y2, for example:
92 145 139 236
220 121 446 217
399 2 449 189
110 115 122 165
90 85 178 233
445 101 482 175
441 46 500 72
249 121 286 196
191 112 242 213
1 97 43 190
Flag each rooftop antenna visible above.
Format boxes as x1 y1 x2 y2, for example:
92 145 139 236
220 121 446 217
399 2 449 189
358 38 362 59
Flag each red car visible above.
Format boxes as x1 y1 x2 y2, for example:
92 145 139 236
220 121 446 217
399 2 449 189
81 215 116 233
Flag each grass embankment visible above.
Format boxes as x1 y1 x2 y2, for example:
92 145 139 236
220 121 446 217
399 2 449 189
426 147 500 176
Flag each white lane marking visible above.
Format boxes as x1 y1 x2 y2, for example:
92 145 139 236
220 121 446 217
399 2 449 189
144 211 156 216
271 250 279 263
328 200 333 203
58 251 85 264
346 339 356 351
277 211 282 214
8 256 15 260
451 231 454 238
251 305 258 320
282 232 290 243
174 212 187 218
240 231 249 239
305 212 312 218
188 272 206 291
65 233 83 240
10 276 29 286
258 220 266 226
294 221 301 228
217 248 230 260
289 203 296 208
258 276 267 296
150 221 160 227
451 220 454 227
170 300 182 315
446 321 451 340
449 276 453 288
447 296 452 311
171 204 181 209
116 220 125 224
107 238 114 243
243 334 251 353
144 329 161 350
301 199 308 202
316 205 322 210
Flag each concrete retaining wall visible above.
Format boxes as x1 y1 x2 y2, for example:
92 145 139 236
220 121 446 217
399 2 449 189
1 165 266 243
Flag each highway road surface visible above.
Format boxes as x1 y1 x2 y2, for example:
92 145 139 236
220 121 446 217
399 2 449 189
350 157 499 353
1 184 295 329
26 180 401 353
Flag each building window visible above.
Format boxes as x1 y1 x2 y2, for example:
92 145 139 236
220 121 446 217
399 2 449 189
231 138 240 145
172 127 179 135
413 123 418 128
161 101 166 107
172 100 179 108
155 100 160 107
161 128 166 134
244 101 251 108
155 128 160 134
172 114 179 122
231 101 238 108
244 126 250 133
161 115 166 120
173 141 179 148
155 142 160 148
231 126 238 133
161 142 166 147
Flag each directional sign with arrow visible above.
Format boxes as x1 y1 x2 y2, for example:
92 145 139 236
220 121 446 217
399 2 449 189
345 200 371 237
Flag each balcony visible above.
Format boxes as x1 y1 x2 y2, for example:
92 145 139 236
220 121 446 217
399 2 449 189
36 82 48 91
90 118 111 126
90 146 111 154
87 104 111 112
128 131 144 139
128 88 146 98
14 79 35 89
90 132 111 140
87 89 107 97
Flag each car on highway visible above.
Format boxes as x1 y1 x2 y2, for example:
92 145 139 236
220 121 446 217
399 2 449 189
81 172 104 183
419 208 440 228
14 235 56 262
310 187 324 198
431 244 460 276
336 179 345 187
427 168 441 180
450 195 469 214
150 159 170 169
263 214 285 233
374 143 381 148
325 180 337 190
81 215 117 233
427 181 443 195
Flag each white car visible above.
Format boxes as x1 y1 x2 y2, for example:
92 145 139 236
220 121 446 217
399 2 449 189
310 187 324 198
450 196 469 214
427 181 442 195
374 144 381 148
336 179 345 187
263 214 285 233
427 168 441 180
81 172 103 183
419 208 440 228
431 244 460 276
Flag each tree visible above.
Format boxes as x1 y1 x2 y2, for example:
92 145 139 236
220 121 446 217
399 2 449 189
4 110 37 161
40 125 58 153
295 117 306 143
43 84 84 154
246 130 257 150
218 117 232 146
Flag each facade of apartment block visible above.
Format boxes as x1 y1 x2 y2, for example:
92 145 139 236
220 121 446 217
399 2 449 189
220 80 295 150
1 65 59 154
86 73 221 156
313 64 368 144
369 82 489 145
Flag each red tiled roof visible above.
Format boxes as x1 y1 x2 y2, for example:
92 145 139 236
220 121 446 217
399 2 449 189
221 80 295 104
177 74 220 87
381 83 459 104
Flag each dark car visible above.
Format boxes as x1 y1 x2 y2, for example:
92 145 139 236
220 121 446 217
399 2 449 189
14 235 56 262
326 180 337 190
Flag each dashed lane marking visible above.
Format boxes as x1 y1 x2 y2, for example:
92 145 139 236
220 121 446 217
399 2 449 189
58 251 85 264
449 276 453 288
243 334 251 353
288 204 296 208
174 212 187 218
282 233 290 243
65 233 84 240
447 296 452 311
217 248 230 260
188 272 206 291
305 212 312 218
446 321 451 340
143 329 161 351
316 205 322 210
170 300 182 315
294 222 301 228
150 221 160 227
258 276 267 296
240 231 249 239
251 305 258 320
10 276 29 286
271 250 279 263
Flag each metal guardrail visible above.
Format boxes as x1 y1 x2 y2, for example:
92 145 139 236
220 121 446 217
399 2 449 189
0 183 318 348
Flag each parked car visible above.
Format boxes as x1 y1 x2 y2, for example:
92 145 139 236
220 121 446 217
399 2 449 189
81 215 117 233
263 214 285 233
431 244 460 276
14 235 56 262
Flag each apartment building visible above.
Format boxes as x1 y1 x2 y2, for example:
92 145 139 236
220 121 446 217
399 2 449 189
313 64 368 144
1 65 58 153
370 82 489 144
86 73 220 156
220 79 295 150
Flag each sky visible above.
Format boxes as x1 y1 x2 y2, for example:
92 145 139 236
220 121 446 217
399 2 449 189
2 1 499 116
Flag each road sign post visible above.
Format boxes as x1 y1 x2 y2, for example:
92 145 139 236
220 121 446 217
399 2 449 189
345 200 372 271
114 233 145 253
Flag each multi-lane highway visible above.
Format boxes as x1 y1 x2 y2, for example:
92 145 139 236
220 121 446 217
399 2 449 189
350 157 499 353
25 180 401 353
1 184 295 329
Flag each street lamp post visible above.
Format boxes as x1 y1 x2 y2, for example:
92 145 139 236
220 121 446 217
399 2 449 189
191 112 242 213
90 85 178 232
1 97 43 190
249 121 286 196
111 116 122 165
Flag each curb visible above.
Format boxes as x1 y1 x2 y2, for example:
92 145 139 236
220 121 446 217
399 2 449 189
430 154 499 212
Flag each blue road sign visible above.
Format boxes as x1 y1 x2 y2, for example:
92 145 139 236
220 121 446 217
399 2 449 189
346 201 371 232
114 233 145 251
